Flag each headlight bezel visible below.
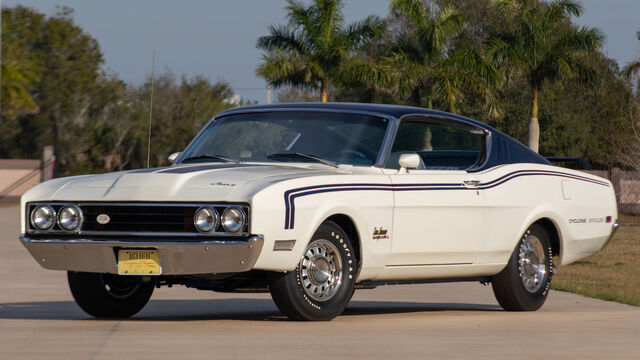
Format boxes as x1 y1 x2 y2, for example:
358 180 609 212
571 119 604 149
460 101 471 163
57 205 83 231
30 205 56 231
193 206 219 233
221 206 247 233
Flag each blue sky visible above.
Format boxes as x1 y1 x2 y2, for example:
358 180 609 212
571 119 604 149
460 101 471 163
4 0 639 103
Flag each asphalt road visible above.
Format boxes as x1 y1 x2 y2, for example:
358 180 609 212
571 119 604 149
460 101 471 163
1 205 639 360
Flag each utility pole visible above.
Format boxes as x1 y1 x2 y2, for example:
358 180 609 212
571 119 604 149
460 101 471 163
146 51 155 168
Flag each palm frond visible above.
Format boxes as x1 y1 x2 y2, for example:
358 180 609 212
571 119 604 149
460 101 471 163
622 60 640 81
255 51 309 88
314 0 344 41
344 15 386 49
433 66 463 113
286 0 312 29
335 57 392 89
557 26 604 53
390 0 429 28
453 47 502 90
257 25 308 55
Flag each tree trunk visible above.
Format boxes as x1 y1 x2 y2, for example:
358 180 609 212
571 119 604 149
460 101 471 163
321 81 327 102
528 86 540 153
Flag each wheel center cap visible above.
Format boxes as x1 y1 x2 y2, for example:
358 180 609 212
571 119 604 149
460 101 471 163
311 258 331 284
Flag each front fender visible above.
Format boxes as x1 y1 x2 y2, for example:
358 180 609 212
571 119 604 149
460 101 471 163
250 179 393 278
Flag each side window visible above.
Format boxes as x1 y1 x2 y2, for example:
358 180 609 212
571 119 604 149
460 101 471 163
386 119 485 170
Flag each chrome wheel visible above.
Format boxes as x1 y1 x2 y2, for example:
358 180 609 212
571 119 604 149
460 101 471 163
518 234 547 293
299 239 343 302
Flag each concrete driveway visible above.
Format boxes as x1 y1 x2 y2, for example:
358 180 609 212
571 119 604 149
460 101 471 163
1 205 638 359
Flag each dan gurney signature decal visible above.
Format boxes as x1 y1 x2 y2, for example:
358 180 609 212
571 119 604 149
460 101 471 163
372 227 389 240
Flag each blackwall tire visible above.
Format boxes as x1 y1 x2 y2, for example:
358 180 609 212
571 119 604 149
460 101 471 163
67 271 154 318
269 221 356 321
491 223 554 311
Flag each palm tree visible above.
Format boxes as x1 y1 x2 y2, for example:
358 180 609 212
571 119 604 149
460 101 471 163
387 0 499 113
256 0 385 102
489 0 604 153
622 31 640 83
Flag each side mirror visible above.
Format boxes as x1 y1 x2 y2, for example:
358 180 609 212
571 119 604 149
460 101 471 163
168 152 181 164
398 153 420 174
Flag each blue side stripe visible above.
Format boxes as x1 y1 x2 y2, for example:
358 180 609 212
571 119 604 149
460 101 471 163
283 170 609 229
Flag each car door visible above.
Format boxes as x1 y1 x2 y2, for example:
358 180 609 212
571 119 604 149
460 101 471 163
384 117 488 268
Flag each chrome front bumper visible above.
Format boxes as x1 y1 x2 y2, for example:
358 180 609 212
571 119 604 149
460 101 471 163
20 235 264 275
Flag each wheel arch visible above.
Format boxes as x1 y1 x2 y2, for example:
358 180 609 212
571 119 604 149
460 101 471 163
531 217 561 258
325 213 361 268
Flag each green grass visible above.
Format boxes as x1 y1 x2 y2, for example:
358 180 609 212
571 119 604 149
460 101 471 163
551 214 640 306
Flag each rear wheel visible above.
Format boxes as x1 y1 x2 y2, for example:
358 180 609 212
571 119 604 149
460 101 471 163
491 224 553 311
269 221 356 321
68 271 154 318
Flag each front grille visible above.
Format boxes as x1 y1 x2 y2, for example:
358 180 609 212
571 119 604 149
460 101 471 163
26 202 250 237
82 204 198 233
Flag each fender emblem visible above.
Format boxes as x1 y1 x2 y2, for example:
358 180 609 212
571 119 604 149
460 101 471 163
96 214 111 225
372 227 389 240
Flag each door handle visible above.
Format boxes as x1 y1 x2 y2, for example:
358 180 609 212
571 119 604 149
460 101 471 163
463 180 480 187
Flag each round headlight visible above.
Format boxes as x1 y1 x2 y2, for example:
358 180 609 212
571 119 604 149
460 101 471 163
31 205 55 230
221 207 246 233
194 207 218 232
58 205 82 231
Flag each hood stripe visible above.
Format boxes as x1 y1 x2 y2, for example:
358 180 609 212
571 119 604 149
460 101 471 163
158 164 253 174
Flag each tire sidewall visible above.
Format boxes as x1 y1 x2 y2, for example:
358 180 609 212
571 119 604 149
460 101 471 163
276 221 356 320
508 224 554 309
68 271 154 318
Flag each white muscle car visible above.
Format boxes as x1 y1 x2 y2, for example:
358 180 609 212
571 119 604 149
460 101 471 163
20 103 618 321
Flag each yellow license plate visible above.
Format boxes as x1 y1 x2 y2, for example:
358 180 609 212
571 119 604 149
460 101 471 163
118 250 161 275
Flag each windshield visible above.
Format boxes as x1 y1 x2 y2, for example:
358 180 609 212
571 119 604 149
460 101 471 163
181 111 390 166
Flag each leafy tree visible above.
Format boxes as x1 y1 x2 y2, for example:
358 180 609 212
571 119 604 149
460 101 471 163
256 0 385 102
387 0 499 113
0 6 105 173
488 0 604 153
0 18 39 117
0 6 245 175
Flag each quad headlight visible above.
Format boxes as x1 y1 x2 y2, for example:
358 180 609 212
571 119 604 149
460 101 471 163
30 205 56 230
221 206 246 233
58 205 82 231
194 207 219 232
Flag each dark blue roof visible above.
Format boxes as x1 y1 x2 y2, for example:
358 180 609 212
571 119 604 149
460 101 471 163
219 102 490 127
216 102 550 171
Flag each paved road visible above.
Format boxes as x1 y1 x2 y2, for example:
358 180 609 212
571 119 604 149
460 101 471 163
1 205 638 359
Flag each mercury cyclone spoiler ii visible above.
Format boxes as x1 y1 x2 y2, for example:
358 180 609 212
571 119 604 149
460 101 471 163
20 103 618 320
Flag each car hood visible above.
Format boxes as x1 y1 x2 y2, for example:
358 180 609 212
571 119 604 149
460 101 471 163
24 163 349 203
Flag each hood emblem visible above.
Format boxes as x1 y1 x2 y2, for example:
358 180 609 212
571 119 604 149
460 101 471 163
211 181 236 187
96 214 111 225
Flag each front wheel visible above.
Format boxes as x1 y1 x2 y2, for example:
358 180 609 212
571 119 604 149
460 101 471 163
269 221 356 321
491 224 554 311
68 272 155 318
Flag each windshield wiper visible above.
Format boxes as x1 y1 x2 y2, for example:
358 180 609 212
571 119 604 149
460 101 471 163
267 152 339 168
181 154 239 164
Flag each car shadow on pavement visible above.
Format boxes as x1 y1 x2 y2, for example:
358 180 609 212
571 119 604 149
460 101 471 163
0 298 501 321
